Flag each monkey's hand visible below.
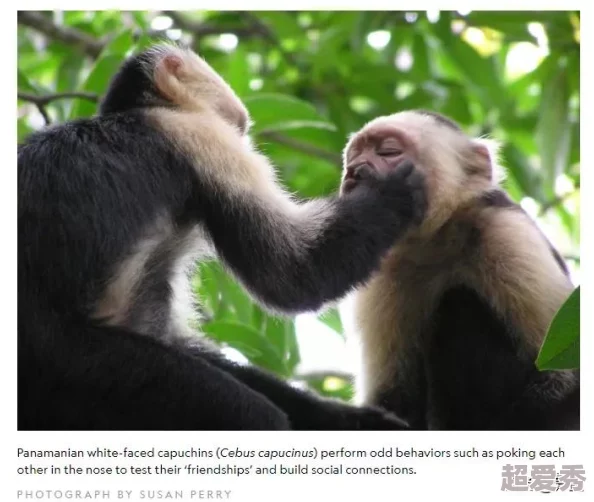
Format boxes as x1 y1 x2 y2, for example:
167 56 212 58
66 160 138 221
344 160 427 228
335 403 410 430
300 400 410 431
285 396 410 430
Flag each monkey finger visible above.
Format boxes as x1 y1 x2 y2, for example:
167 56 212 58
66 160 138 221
396 160 415 179
408 174 428 225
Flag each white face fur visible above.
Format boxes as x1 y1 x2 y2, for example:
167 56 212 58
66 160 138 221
341 111 504 231
149 44 251 135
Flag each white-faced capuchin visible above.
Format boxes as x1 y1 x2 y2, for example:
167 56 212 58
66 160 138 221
18 44 428 430
340 109 579 430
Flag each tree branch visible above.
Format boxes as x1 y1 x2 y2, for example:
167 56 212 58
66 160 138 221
18 91 100 126
163 11 265 38
163 11 301 69
17 11 105 58
18 91 99 106
239 12 301 68
258 131 341 165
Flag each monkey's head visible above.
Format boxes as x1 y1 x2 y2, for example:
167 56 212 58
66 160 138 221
341 110 504 231
100 44 251 135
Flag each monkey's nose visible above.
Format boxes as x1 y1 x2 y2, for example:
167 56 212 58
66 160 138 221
346 162 372 179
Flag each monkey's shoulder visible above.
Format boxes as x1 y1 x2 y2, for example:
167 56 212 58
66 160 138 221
19 111 158 151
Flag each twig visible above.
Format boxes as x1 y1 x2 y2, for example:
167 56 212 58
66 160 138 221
18 91 99 126
18 11 105 58
17 94 342 166
539 186 580 216
18 91 99 105
35 104 51 125
259 131 341 165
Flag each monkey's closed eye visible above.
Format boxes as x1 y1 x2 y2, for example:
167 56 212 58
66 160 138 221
377 149 403 157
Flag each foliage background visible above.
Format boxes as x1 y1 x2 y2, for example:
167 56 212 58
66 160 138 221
17 10 581 399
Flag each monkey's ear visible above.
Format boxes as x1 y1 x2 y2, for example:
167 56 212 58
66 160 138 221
162 54 185 77
154 53 187 103
471 138 505 184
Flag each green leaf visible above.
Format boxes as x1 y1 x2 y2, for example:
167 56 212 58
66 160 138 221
536 68 571 195
310 26 352 78
508 53 558 95
131 11 151 30
433 29 505 108
284 321 301 374
64 11 92 27
536 286 580 370
103 29 134 56
410 33 431 81
440 84 473 125
251 304 266 331
55 53 86 121
501 142 546 203
70 29 134 118
18 70 41 94
567 48 580 95
220 47 251 98
132 33 159 53
256 139 340 197
263 317 291 366
18 118 33 142
465 12 537 43
318 308 344 338
350 12 378 51
197 262 253 324
203 321 288 376
252 12 303 39
194 262 220 319
556 204 579 244
70 55 121 117
569 120 580 166
57 53 85 93
244 93 335 134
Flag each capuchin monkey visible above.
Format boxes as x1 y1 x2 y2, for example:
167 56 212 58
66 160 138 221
340 110 579 431
18 44 427 430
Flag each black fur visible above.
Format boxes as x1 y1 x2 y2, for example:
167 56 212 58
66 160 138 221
426 286 579 430
374 286 579 430
480 189 570 277
479 189 518 209
99 50 170 114
18 48 423 430
372 272 578 430
549 244 571 276
203 161 426 313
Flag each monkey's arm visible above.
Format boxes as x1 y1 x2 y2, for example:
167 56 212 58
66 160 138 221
425 208 577 430
424 285 533 430
20 319 295 430
199 350 409 430
199 161 425 314
20 316 406 430
425 285 579 430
